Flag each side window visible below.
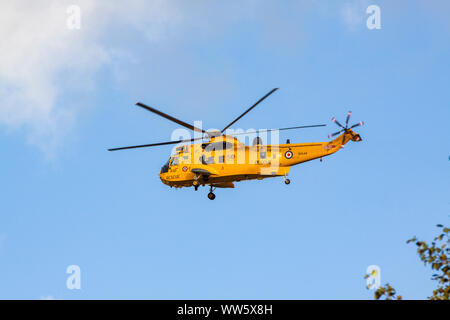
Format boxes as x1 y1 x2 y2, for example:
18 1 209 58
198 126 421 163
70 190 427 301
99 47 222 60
200 155 214 165
218 155 225 163
181 155 189 164
260 151 267 159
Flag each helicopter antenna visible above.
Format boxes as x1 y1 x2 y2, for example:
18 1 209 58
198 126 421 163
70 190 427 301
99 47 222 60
221 88 279 133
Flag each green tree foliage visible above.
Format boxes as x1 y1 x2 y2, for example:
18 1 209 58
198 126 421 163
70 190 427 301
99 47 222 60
366 223 449 300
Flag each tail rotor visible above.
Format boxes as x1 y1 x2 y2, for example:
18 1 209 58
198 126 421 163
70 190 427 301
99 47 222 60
328 111 364 143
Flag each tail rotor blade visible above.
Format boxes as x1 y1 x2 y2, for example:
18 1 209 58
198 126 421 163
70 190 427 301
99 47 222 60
350 121 364 129
328 130 344 139
332 117 345 129
345 111 352 127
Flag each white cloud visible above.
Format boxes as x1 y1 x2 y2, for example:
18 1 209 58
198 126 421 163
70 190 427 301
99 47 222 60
0 0 181 155
40 295 55 300
0 1 316 155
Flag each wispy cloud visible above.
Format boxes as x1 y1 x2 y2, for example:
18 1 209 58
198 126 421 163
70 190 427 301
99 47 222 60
0 0 181 156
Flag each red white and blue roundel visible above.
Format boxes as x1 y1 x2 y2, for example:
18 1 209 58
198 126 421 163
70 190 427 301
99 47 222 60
284 150 293 159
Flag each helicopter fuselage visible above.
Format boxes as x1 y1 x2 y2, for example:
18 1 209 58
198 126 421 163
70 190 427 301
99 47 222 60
108 88 364 199
159 130 361 189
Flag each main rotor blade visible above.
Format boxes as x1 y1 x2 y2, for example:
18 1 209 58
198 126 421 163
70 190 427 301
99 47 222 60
350 121 364 129
136 102 207 134
221 88 279 133
226 124 326 137
345 111 352 127
108 137 205 151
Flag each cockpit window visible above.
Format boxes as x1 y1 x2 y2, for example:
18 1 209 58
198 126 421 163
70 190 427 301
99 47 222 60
170 156 179 166
160 159 170 173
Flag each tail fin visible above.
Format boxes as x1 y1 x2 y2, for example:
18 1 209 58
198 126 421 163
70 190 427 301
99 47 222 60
330 129 362 146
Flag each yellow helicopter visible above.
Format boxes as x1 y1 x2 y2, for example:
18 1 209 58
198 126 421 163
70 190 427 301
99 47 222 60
109 88 363 200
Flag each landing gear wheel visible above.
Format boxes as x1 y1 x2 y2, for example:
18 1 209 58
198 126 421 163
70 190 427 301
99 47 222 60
207 192 216 200
207 185 216 200
193 180 199 191
284 178 291 185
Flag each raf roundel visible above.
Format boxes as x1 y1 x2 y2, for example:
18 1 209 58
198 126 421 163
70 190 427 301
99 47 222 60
182 166 188 172
284 150 293 159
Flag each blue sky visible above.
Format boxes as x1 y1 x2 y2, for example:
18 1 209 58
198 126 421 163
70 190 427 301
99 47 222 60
0 0 449 299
